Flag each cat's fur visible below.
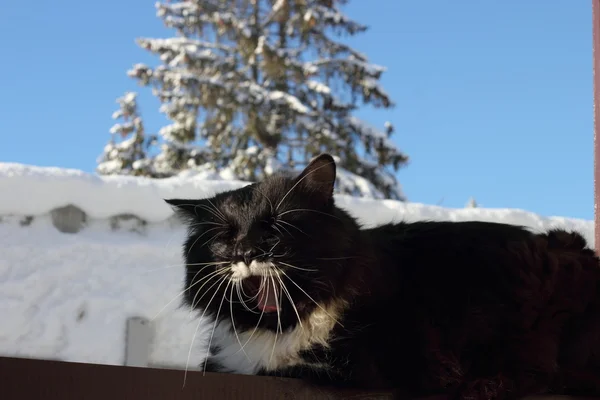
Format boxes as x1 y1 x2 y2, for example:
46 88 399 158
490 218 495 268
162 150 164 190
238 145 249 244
166 154 600 400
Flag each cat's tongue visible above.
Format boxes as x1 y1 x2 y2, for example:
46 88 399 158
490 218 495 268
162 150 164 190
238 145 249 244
257 280 278 313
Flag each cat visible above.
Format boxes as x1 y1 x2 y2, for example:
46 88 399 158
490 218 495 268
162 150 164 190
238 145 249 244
166 154 600 400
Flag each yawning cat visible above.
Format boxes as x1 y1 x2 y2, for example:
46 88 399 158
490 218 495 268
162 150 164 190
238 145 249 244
166 154 600 399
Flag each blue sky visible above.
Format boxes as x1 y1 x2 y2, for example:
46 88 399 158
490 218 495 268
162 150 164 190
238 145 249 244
0 1 593 219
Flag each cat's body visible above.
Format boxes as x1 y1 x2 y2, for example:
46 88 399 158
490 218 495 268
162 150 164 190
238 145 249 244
166 154 600 400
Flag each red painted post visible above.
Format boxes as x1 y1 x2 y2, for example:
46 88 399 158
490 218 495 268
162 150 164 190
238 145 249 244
594 0 600 253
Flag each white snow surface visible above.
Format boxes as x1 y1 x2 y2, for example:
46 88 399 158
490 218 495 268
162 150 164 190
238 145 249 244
0 162 595 369
0 162 249 222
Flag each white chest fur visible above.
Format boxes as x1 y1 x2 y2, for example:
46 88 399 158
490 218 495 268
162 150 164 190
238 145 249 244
208 302 343 375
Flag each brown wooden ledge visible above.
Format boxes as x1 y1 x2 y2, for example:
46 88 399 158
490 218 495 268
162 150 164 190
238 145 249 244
0 356 597 400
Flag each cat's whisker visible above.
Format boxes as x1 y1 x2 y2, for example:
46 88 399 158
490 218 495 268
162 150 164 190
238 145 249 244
278 261 318 272
202 279 231 376
268 272 281 367
184 274 229 386
188 220 227 229
271 251 291 259
243 276 267 305
271 223 285 237
152 265 227 322
201 231 224 248
187 226 224 257
186 264 224 292
238 282 254 302
186 261 231 267
274 272 303 330
170 202 208 216
205 198 228 222
252 247 273 260
193 202 226 224
253 187 275 214
269 239 281 253
234 281 246 309
239 276 263 304
236 279 259 313
188 270 231 312
200 201 227 225
274 221 294 238
237 278 266 354
188 268 232 318
229 281 251 362
277 208 341 221
278 219 310 237
277 268 344 328
234 280 244 301
272 272 283 335
131 261 228 276
172 202 225 225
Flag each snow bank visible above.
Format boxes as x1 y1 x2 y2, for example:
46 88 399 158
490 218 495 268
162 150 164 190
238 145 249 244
0 162 592 236
0 162 595 369
0 162 249 222
0 218 206 368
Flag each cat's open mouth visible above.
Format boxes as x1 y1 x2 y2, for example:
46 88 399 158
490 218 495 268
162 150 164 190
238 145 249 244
242 276 279 313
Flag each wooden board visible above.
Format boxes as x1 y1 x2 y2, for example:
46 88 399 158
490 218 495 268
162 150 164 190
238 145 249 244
1 356 599 400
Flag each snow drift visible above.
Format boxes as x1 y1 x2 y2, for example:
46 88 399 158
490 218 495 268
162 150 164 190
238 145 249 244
0 162 594 369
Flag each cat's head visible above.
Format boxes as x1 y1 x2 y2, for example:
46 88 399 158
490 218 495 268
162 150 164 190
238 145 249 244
165 154 360 332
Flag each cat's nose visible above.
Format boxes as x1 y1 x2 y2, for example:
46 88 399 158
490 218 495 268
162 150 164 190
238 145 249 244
242 249 256 265
233 241 257 265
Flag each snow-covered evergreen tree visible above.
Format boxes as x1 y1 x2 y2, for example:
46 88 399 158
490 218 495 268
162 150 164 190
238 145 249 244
97 92 154 177
123 0 409 199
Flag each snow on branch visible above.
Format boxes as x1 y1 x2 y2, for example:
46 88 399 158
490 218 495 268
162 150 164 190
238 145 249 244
106 0 408 200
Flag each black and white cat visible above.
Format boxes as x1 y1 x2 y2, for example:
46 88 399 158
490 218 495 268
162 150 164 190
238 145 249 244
166 154 600 399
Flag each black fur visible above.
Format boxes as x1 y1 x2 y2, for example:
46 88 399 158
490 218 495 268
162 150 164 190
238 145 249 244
166 154 600 400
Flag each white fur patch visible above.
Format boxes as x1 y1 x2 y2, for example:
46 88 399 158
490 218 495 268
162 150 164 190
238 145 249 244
207 299 345 374
230 261 251 280
230 260 274 280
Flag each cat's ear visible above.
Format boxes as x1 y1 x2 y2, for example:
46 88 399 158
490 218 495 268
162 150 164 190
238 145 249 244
164 198 203 222
296 154 336 201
